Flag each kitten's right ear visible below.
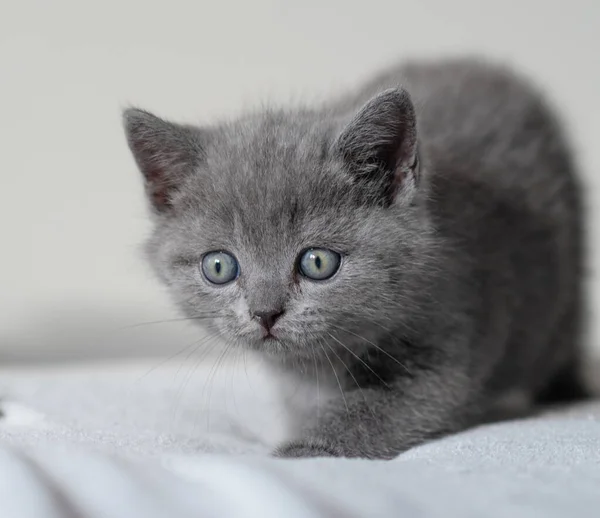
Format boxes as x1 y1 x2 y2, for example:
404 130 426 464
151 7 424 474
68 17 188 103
123 108 204 213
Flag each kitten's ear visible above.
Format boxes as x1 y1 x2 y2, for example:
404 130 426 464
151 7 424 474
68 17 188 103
123 108 204 213
335 88 419 205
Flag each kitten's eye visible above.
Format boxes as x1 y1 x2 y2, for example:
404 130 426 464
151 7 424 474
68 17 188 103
299 248 341 281
201 251 239 285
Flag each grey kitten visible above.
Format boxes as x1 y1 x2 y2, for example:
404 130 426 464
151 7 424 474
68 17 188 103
123 58 588 459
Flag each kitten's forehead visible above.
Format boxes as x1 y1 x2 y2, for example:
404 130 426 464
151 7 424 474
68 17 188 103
172 112 371 258
210 111 336 183
198 113 355 223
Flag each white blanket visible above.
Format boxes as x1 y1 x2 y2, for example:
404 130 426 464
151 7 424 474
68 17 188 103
1 359 600 518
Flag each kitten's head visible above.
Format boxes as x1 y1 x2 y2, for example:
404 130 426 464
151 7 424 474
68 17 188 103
123 89 434 362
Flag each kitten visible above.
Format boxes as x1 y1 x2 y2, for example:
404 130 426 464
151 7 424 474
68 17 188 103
123 58 587 459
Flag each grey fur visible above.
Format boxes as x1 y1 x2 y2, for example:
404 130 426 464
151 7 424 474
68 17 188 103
123 58 587 459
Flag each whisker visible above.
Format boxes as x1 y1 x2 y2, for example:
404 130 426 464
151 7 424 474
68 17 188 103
118 314 219 331
367 320 394 334
318 340 349 415
135 325 219 381
202 341 233 432
321 337 360 388
329 323 412 376
229 346 241 418
172 333 221 425
174 328 221 380
322 338 379 422
311 346 321 424
170 331 223 423
326 332 391 389
242 348 252 394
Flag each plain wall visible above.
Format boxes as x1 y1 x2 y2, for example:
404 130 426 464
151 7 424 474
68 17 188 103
1 0 599 361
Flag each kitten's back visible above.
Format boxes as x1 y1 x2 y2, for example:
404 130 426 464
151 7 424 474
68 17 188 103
338 59 574 200
338 58 585 401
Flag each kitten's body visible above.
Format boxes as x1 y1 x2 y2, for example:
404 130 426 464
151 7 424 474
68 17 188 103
124 58 586 459
353 60 584 400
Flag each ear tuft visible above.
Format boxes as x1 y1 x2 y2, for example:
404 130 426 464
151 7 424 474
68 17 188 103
123 108 203 213
335 88 419 204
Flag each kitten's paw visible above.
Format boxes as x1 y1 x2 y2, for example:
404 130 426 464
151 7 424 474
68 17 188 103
273 438 343 458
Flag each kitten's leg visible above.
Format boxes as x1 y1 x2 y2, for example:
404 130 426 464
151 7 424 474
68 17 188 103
274 369 471 460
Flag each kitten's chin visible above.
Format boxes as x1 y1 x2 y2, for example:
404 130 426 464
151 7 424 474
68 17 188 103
247 336 291 357
230 325 329 361
238 333 309 359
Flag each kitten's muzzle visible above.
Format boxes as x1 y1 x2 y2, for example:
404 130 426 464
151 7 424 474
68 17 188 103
252 309 285 336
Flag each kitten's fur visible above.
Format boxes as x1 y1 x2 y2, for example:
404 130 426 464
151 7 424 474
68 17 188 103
123 58 587 459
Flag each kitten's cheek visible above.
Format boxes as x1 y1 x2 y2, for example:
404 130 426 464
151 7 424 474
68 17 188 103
215 318 237 338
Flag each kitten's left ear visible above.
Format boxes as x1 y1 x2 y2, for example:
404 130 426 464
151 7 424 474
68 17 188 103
335 88 419 205
123 108 205 213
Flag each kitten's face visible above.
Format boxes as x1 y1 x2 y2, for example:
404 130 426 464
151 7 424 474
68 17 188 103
125 90 430 361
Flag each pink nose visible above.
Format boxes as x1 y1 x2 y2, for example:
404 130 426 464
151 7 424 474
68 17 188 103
252 309 285 331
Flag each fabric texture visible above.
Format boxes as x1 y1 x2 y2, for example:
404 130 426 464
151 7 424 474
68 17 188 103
1 359 599 518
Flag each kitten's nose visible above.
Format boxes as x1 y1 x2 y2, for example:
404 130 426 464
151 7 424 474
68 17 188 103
252 309 285 332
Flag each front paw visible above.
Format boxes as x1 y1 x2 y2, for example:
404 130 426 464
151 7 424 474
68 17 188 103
273 438 343 458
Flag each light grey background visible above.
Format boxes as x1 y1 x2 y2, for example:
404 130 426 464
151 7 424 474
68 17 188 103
1 0 599 362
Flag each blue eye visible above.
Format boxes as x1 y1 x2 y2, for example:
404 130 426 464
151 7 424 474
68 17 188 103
299 248 341 281
201 251 239 285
